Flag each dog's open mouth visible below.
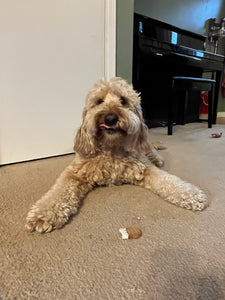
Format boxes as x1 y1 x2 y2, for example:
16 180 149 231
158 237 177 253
99 123 117 134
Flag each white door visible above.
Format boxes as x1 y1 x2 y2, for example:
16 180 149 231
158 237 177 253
0 0 115 165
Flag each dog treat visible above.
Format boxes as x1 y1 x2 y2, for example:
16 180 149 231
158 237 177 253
119 227 142 239
211 132 222 138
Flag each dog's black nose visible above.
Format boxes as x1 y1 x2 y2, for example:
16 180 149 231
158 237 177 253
104 113 118 126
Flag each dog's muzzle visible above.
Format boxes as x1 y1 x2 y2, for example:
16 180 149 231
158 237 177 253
104 113 118 126
99 112 119 134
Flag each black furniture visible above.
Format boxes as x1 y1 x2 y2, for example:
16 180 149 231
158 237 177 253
133 13 225 128
168 77 216 135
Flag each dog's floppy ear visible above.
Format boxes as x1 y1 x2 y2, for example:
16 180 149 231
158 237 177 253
74 125 97 157
74 110 97 157
135 105 152 153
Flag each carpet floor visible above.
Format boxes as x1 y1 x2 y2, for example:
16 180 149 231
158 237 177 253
1 123 225 300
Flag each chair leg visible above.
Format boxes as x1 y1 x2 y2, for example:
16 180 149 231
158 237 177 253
168 105 173 135
181 90 188 125
168 121 173 135
168 81 174 135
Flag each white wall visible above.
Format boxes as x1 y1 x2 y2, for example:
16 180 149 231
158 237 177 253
0 0 105 164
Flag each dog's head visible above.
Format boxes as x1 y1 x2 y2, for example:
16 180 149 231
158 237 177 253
74 77 151 157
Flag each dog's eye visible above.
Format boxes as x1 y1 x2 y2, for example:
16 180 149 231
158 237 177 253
97 99 104 105
120 96 128 106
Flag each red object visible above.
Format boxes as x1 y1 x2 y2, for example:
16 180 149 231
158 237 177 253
199 91 208 119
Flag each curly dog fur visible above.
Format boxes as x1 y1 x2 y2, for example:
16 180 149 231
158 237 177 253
25 77 208 233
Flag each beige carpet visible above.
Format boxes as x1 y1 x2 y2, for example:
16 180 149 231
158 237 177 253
1 123 225 300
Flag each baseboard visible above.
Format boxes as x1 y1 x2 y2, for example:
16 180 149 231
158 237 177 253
216 112 225 124
199 114 208 120
217 112 225 118
200 112 225 124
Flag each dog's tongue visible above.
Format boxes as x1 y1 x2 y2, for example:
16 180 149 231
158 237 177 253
100 123 113 129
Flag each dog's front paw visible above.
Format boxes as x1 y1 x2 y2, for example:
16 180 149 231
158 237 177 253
152 156 164 168
25 205 68 233
146 150 164 168
190 190 208 211
25 207 55 233
179 187 209 211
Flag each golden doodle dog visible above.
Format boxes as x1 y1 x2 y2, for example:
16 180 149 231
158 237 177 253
25 77 208 233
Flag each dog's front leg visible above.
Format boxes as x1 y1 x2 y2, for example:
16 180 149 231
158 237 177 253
25 166 93 233
138 165 208 211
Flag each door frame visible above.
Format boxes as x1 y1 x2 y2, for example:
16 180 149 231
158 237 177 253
105 0 116 79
